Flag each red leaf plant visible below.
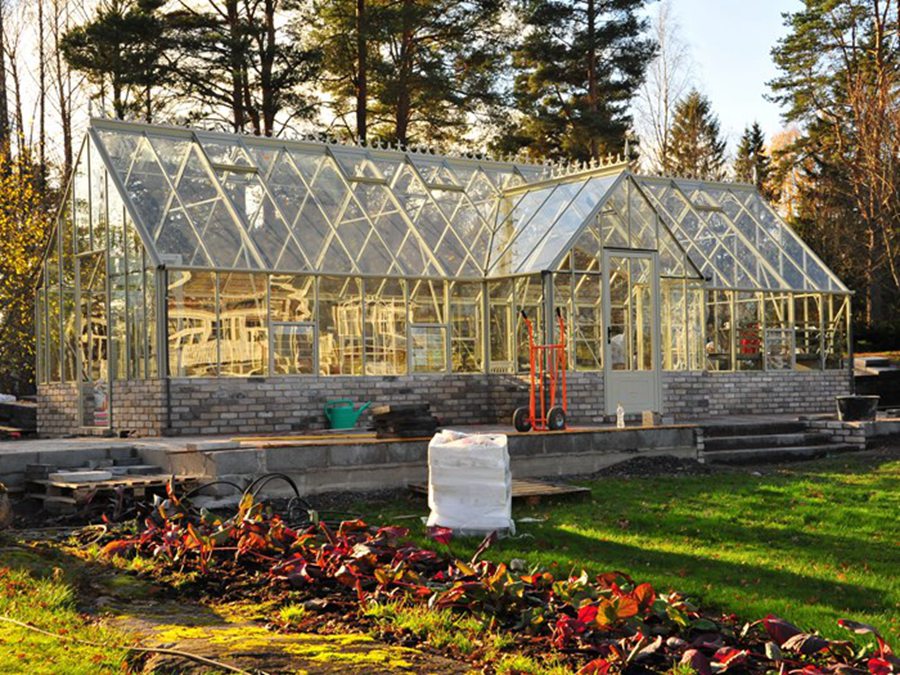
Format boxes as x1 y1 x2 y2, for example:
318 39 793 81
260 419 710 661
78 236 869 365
97 494 895 675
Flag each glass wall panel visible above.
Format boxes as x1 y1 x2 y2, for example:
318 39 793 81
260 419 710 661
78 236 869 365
764 292 793 370
488 279 514 373
78 251 109 384
270 275 315 323
706 290 732 371
607 257 653 371
89 141 109 253
318 276 363 375
35 289 45 383
218 272 268 376
145 269 158 377
450 282 484 373
409 280 447 372
364 278 407 375
734 292 762 371
126 265 146 379
110 265 127 381
793 293 822 370
515 275 543 372
62 289 77 382
272 324 315 374
48 285 62 382
167 270 218 377
409 280 445 324
73 148 91 253
824 295 849 369
661 279 687 370
572 273 602 370
687 283 706 371
410 326 447 373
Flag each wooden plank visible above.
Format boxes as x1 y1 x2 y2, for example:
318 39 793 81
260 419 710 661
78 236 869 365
407 478 590 503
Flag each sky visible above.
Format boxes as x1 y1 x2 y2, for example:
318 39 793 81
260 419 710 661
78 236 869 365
662 0 804 150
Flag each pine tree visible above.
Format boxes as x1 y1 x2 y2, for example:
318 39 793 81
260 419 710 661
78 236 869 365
770 0 900 328
498 0 655 162
60 0 168 121
311 0 508 145
166 0 319 136
734 122 771 195
667 90 726 180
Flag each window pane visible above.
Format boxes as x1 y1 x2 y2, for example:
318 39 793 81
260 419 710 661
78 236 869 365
364 278 407 375
409 279 445 324
318 276 363 375
572 273 602 370
661 279 686 370
273 324 315 374
218 272 268 376
411 326 446 373
687 284 705 371
706 290 732 371
167 270 218 377
764 292 792 370
450 282 483 373
824 295 849 369
735 292 762 371
270 274 315 323
793 293 822 370
515 276 543 372
488 279 514 373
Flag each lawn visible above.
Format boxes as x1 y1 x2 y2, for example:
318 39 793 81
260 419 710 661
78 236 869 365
360 449 900 643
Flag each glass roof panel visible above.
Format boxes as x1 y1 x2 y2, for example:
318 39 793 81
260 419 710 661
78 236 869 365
520 174 619 273
89 121 848 293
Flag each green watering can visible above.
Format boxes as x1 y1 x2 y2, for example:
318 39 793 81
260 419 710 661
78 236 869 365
324 399 371 430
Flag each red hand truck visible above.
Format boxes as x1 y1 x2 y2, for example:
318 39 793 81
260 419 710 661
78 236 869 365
512 307 568 432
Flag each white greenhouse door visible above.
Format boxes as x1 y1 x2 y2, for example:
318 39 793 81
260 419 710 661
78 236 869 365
602 250 661 415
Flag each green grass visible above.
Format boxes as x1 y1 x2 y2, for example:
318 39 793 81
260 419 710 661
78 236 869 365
360 450 900 644
0 544 134 674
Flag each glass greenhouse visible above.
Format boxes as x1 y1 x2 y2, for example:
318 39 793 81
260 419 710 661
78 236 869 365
36 119 851 431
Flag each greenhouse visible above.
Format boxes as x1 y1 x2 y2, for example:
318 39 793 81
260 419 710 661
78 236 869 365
36 119 852 437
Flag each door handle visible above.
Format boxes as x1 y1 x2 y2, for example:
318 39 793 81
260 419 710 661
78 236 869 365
607 326 613 344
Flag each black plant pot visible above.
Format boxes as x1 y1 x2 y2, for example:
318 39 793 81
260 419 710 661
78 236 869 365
835 395 879 422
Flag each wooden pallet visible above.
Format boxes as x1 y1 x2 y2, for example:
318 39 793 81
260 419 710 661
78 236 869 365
26 474 203 509
408 478 590 504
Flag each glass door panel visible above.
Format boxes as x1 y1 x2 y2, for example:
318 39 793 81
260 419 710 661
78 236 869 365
603 251 660 415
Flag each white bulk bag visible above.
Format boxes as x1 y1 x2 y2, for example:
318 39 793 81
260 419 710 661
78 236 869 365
426 430 513 533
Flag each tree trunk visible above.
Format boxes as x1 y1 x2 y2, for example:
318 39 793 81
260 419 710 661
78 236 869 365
356 0 367 142
38 0 47 187
52 0 72 178
586 0 598 160
0 6 10 156
394 0 414 144
261 0 277 136
227 0 245 132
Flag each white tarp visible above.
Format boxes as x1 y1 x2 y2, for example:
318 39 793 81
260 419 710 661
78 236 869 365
426 430 513 533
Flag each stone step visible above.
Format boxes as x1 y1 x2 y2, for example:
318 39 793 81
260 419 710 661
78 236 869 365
700 443 858 465
854 357 893 369
701 421 808 438
703 432 830 452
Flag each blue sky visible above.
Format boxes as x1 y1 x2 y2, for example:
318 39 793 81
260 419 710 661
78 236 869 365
661 0 803 149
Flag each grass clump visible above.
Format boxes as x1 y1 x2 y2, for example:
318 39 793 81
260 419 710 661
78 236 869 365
364 600 485 654
0 550 133 674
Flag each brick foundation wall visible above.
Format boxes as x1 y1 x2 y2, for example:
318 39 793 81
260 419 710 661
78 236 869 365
662 370 851 419
165 372 607 436
37 382 81 436
38 369 849 437
111 380 167 436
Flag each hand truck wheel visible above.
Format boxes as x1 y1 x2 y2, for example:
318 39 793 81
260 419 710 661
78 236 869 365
512 407 532 432
547 406 566 431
